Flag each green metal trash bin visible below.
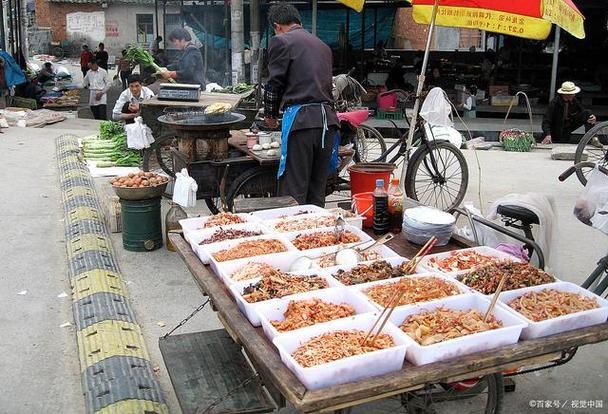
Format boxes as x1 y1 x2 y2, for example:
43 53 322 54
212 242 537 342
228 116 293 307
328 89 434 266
120 198 163 251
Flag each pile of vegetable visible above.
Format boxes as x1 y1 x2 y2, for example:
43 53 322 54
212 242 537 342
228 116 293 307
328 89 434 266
126 46 175 83
212 83 255 94
111 172 168 188
82 121 141 167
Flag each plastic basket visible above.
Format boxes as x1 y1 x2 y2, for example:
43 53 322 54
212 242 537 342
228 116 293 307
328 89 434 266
499 129 535 152
376 109 404 120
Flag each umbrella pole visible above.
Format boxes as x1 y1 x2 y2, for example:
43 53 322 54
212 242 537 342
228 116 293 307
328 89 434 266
402 0 440 182
549 27 561 101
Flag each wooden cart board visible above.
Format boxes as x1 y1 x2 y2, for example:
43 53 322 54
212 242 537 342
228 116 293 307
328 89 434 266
141 92 243 110
169 230 608 413
159 329 275 414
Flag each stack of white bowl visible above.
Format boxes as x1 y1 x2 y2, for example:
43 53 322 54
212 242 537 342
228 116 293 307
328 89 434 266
402 206 456 246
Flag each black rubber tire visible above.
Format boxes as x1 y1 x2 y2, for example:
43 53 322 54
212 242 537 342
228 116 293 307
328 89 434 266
355 124 388 163
204 197 222 214
142 133 177 177
403 373 504 414
225 166 278 211
51 47 64 59
405 140 469 212
574 120 608 186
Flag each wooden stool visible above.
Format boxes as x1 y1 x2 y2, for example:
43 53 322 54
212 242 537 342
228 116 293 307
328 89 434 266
233 196 298 213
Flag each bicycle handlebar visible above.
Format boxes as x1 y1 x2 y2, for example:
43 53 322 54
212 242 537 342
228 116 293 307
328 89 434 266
559 162 608 181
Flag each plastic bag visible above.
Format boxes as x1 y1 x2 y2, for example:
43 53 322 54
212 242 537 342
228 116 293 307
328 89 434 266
574 165 608 235
420 87 453 127
112 75 122 88
125 117 155 150
172 168 198 208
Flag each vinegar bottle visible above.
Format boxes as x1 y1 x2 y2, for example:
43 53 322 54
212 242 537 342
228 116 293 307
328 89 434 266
372 179 390 235
388 178 404 233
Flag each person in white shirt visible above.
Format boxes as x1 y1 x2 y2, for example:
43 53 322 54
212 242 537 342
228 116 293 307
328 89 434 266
459 85 477 119
112 73 155 124
82 58 108 120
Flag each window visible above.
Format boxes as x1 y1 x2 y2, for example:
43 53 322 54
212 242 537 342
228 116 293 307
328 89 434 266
136 14 154 44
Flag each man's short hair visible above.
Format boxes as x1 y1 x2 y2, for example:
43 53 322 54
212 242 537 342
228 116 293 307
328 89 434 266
168 28 191 42
44 62 52 68
267 3 301 27
82 45 89 50
89 57 98 65
127 73 142 85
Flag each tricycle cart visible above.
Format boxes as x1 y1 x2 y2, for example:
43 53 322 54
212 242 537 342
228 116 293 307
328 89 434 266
166 201 608 414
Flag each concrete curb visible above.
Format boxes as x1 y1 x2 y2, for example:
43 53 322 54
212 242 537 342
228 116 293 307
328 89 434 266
56 135 168 414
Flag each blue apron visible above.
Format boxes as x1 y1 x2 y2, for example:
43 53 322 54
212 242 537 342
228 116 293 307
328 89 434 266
278 103 338 179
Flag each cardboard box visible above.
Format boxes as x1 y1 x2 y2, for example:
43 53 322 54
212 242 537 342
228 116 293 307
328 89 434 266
489 85 509 97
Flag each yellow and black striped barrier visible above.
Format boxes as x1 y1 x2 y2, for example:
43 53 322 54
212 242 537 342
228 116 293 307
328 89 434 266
57 136 168 414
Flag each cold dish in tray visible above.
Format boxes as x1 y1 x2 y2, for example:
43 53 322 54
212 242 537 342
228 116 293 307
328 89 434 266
291 330 394 367
212 239 287 262
425 250 514 273
292 231 360 250
198 228 262 245
506 289 599 322
271 298 355 332
333 260 406 285
273 216 337 232
458 262 554 295
230 262 282 282
202 212 246 228
315 249 382 268
363 277 462 308
242 273 329 303
400 307 503 346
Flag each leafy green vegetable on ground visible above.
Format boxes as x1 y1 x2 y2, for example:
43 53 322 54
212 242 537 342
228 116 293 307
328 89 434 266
82 123 141 167
212 83 255 94
99 121 125 140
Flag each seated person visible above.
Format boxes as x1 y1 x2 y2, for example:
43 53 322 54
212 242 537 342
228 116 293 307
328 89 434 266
542 81 596 144
111 73 155 124
37 62 54 84
459 85 477 119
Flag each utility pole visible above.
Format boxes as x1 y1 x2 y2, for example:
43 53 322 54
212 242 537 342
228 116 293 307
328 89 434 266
250 0 260 84
230 0 245 84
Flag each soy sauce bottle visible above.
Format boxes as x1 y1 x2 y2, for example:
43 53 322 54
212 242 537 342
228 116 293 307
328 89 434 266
388 178 404 233
373 179 390 235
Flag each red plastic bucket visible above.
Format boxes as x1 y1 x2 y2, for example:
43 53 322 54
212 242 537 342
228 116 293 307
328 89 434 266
348 162 396 196
352 192 374 228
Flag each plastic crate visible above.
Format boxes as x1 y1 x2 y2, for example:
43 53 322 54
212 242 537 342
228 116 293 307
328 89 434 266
376 109 404 120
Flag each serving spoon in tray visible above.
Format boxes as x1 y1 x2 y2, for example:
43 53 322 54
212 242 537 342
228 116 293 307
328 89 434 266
289 233 395 272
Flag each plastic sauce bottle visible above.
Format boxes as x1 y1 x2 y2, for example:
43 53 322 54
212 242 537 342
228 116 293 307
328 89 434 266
373 179 390 235
388 178 404 233
165 202 188 252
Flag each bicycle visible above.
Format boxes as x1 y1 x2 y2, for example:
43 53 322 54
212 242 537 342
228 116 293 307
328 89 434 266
355 89 469 212
574 120 608 185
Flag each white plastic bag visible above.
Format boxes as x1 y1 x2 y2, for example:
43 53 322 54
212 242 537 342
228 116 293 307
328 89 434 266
420 87 453 127
125 117 155 150
574 166 608 235
172 168 198 208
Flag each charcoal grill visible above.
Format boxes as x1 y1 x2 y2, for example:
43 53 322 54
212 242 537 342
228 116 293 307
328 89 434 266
158 110 246 161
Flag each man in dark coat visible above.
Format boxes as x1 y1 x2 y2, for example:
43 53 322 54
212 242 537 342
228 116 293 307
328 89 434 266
263 2 339 207
160 28 205 87
542 81 597 144
95 43 109 71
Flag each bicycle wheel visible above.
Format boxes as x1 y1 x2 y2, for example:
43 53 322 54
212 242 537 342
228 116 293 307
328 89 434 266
51 46 64 59
225 166 278 211
402 373 504 414
142 133 177 177
204 197 223 215
355 125 387 163
574 121 608 186
405 140 468 212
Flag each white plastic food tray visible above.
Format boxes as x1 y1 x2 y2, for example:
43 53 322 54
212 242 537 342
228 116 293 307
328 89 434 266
250 204 330 221
263 213 339 233
256 287 377 341
272 313 410 390
214 251 302 285
185 222 273 264
418 246 522 276
179 213 259 236
229 273 341 326
284 225 373 252
303 244 402 272
326 257 417 287
498 281 608 339
202 234 296 276
352 273 472 310
389 294 526 366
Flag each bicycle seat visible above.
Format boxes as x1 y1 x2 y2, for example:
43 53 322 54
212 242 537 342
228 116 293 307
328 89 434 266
497 205 540 225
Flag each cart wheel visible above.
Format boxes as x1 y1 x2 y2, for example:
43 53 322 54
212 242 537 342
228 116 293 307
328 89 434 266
574 120 608 186
204 197 223 214
225 166 278 212
405 140 468 212
402 373 504 414
142 134 177 177
355 124 387 163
